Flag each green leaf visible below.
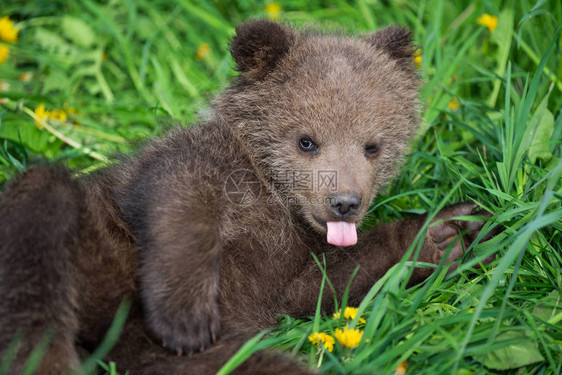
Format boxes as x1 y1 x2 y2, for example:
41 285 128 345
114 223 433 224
477 331 545 370
43 68 72 95
34 28 75 55
527 93 555 164
488 8 513 107
533 289 562 324
62 16 96 48
0 120 61 156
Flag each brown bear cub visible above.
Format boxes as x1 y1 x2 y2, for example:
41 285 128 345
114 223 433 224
0 20 491 374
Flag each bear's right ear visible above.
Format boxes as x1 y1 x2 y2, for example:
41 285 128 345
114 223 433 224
230 19 295 79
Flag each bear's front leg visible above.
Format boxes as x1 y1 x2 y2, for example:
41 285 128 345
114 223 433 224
341 202 494 288
405 202 496 284
137 191 223 356
283 202 494 316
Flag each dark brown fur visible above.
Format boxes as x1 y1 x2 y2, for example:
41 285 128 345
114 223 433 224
0 20 491 374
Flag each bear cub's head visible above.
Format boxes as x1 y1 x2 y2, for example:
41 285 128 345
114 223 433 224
217 20 421 247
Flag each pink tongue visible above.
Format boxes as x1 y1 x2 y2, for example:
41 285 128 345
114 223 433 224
326 221 357 247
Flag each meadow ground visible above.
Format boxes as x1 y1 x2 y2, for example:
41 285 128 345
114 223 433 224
0 0 561 374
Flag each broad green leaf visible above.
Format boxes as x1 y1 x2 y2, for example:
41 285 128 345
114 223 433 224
528 93 555 164
0 121 61 156
33 28 75 55
62 16 96 48
42 69 72 95
533 289 562 324
477 331 545 370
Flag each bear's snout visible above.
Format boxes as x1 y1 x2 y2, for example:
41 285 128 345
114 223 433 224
328 192 362 218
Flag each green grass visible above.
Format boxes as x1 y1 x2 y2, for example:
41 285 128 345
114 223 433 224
1 0 561 374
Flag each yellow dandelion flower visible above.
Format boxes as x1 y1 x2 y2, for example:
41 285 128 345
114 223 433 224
334 327 363 348
34 103 50 129
19 71 33 82
448 97 461 111
477 14 498 33
308 332 335 352
265 3 282 20
50 109 67 122
0 45 8 64
196 43 211 60
343 307 359 320
333 307 366 325
395 360 408 375
413 49 422 68
0 16 19 44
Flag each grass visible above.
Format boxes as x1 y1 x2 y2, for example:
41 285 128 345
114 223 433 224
0 0 561 374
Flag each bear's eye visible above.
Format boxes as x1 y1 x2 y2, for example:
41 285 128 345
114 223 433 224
299 138 317 152
365 144 379 156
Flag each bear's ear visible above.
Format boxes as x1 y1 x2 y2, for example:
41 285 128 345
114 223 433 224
230 19 295 79
362 26 416 67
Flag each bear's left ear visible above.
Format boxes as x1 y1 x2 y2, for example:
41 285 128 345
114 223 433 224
230 19 296 79
362 26 416 69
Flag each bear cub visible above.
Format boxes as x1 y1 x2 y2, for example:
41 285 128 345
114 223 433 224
0 20 492 374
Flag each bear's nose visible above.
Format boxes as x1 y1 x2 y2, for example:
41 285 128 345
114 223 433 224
329 193 362 217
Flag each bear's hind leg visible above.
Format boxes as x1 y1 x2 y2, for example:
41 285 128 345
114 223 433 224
0 166 82 374
124 333 314 375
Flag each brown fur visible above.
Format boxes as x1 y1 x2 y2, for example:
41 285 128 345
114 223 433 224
0 20 491 374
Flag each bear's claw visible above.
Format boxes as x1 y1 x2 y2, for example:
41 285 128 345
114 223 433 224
428 202 498 271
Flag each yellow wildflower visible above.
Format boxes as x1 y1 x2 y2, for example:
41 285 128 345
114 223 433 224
0 45 8 64
195 43 211 60
19 71 33 82
413 49 422 68
33 103 69 128
265 3 282 20
50 109 67 122
34 103 49 129
477 14 498 33
448 97 461 111
0 16 19 44
308 332 334 352
334 327 363 348
395 360 408 375
333 306 366 325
